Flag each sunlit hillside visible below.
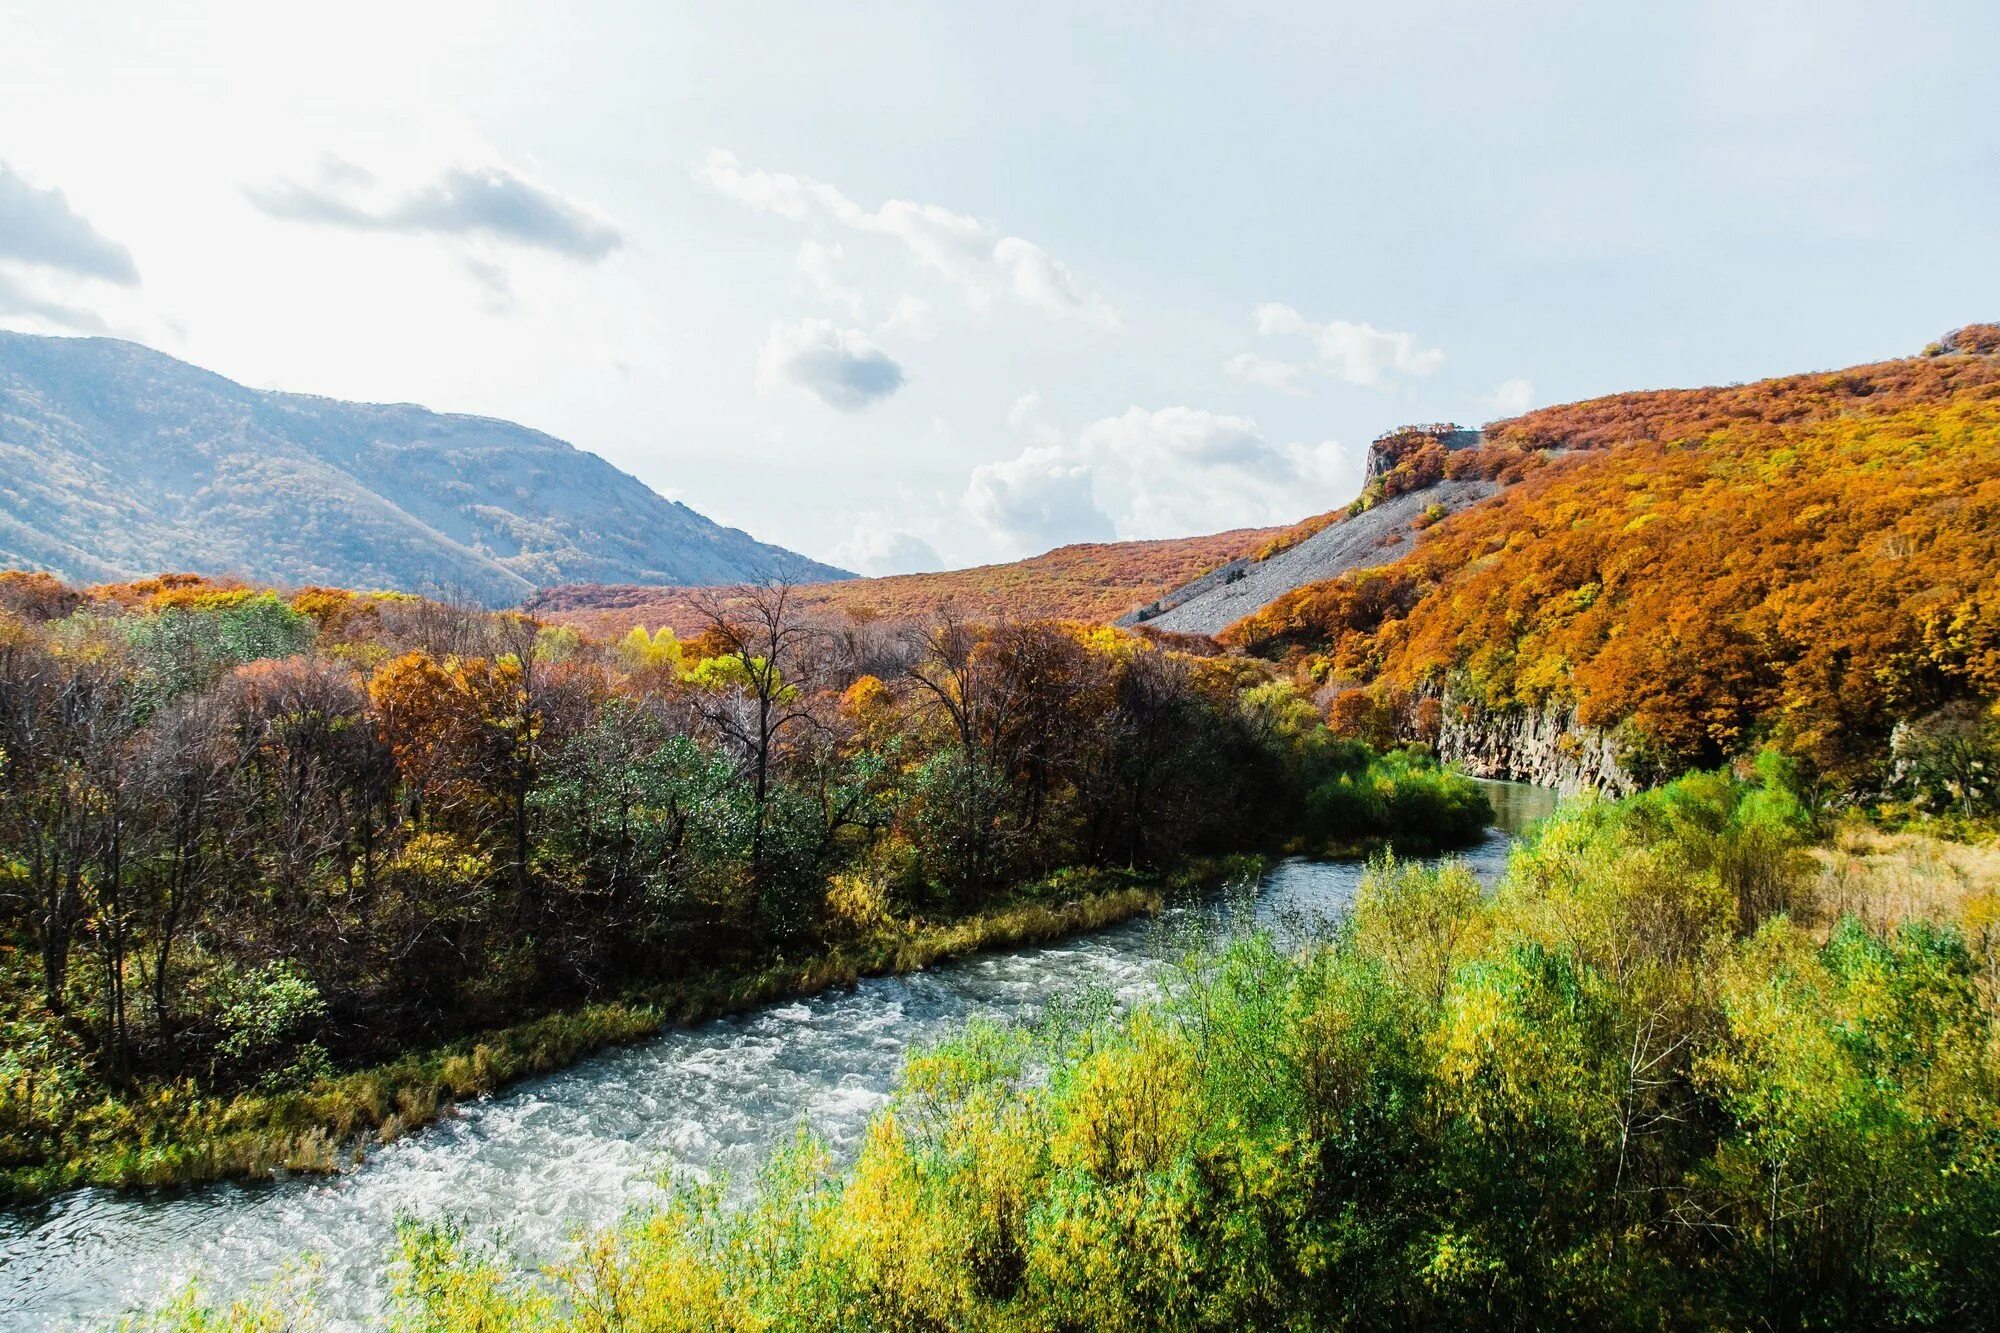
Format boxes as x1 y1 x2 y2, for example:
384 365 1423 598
1227 328 2000 786
528 526 1283 635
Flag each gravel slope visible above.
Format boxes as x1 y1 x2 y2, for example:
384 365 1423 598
1127 479 1500 637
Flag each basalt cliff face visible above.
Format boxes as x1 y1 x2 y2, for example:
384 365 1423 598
1435 694 1636 795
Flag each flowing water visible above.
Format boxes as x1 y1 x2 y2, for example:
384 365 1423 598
1 781 1557 1329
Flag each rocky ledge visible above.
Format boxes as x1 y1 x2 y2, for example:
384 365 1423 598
1437 694 1636 795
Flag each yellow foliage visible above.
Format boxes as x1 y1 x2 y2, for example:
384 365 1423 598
617 625 685 675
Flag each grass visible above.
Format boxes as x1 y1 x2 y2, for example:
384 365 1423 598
1812 818 2000 933
1 858 1259 1203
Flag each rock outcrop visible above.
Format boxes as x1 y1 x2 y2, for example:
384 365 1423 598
1436 694 1636 795
1122 478 1499 636
1362 424 1483 488
1119 423 1500 638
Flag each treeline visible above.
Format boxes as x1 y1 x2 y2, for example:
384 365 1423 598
373 766 2000 1332
0 570 1485 1193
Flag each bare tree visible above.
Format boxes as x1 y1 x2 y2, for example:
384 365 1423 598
132 689 241 1057
688 582 830 877
0 635 128 1020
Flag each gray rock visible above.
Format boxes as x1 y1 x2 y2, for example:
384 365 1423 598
1437 693 1635 794
1126 478 1499 637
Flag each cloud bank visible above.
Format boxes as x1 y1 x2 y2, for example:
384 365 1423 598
1225 303 1445 395
831 522 944 576
964 400 1357 555
1223 351 1308 396
0 162 140 284
0 161 139 333
1485 376 1535 417
965 443 1117 549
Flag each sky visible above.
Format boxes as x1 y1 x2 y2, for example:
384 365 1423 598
2 1 1997 575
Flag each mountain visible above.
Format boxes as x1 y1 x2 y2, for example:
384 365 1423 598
0 332 848 605
529 527 1281 637
1219 326 2000 790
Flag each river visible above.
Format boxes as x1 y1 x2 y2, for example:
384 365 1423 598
1 781 1558 1329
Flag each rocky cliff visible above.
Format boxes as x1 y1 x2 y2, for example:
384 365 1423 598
1436 694 1636 795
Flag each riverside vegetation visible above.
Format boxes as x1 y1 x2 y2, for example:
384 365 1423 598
0 570 1487 1200
146 762 2000 1331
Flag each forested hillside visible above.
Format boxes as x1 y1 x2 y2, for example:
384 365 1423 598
0 333 845 604
1228 329 2000 793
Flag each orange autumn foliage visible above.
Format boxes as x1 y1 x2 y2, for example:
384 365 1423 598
84 572 249 611
1227 345 2000 780
367 650 535 812
0 570 83 622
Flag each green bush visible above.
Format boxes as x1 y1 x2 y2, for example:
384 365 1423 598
1303 747 1492 853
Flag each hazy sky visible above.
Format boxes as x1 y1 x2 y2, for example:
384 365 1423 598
3 1 1996 574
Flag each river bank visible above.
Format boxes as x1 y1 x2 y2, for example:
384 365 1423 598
1 813 1539 1330
1 859 1272 1208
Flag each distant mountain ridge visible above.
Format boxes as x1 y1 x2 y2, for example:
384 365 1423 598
0 332 848 604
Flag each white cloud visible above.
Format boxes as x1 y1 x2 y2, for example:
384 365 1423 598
248 158 622 261
964 403 1361 553
459 255 516 312
1484 376 1534 417
964 443 1116 549
993 236 1120 327
697 149 1118 326
1276 439 1365 507
831 522 944 575
880 293 935 339
1074 406 1291 537
756 317 906 410
0 160 138 334
795 239 865 318
1078 405 1274 472
0 268 112 332
694 150 841 222
1223 350 1309 395
1242 302 1445 389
